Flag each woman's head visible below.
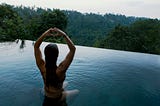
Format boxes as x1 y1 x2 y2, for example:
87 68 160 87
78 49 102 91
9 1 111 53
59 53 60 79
44 43 59 66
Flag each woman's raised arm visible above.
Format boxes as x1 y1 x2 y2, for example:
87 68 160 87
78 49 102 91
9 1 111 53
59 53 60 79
53 28 76 74
34 28 53 73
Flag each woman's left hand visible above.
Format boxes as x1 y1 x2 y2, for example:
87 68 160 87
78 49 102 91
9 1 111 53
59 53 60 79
43 28 54 36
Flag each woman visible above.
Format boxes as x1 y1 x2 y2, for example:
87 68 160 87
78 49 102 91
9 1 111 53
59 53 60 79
34 27 78 106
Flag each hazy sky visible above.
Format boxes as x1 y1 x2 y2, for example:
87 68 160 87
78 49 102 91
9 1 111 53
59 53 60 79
0 0 160 19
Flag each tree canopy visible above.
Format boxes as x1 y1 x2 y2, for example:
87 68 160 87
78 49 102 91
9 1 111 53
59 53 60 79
99 19 160 54
0 4 67 42
0 4 24 41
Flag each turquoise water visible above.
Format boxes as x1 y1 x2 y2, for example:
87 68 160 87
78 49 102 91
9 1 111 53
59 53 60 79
0 40 160 106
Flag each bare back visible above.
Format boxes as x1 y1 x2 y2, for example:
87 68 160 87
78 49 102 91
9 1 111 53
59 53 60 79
34 28 76 98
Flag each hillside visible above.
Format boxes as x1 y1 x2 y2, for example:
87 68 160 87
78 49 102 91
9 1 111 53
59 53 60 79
64 11 139 46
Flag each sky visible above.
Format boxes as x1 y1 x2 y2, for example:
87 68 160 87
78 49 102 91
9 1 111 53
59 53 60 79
0 0 160 19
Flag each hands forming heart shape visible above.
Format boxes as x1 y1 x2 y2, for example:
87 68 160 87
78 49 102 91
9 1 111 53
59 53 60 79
45 27 66 37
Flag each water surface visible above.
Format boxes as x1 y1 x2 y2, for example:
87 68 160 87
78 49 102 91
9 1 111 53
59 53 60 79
0 40 160 106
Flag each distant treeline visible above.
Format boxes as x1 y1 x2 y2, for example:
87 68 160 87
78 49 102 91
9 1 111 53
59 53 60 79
98 19 160 54
0 3 160 54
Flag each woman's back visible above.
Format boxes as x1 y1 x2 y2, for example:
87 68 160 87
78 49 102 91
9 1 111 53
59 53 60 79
43 66 65 98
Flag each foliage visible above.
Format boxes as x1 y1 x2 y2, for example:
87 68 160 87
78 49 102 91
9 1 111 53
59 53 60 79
100 19 160 54
0 4 68 42
64 11 138 46
0 3 25 41
0 3 138 44
1 4 160 54
38 9 67 42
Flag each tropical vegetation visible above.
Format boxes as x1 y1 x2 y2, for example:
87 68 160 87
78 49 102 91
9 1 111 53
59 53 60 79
0 3 160 54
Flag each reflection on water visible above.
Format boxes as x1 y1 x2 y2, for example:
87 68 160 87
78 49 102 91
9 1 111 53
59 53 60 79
0 40 160 106
20 40 26 49
15 39 34 49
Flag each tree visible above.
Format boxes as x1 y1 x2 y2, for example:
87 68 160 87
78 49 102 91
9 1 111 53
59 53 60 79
100 24 137 51
100 19 160 54
13 6 68 42
33 9 68 42
0 3 24 41
37 9 67 36
64 11 138 46
130 19 160 54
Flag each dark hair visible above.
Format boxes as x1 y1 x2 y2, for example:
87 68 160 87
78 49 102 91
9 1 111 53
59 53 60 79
44 43 59 87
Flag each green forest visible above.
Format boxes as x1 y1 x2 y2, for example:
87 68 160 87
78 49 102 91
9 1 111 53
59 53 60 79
0 3 160 54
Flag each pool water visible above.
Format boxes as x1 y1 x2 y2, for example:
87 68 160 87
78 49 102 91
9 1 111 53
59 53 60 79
0 40 160 106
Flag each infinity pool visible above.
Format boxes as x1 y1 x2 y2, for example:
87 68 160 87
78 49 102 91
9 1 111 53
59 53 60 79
0 40 160 106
